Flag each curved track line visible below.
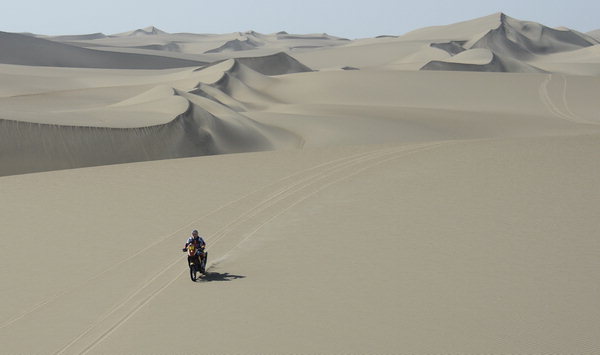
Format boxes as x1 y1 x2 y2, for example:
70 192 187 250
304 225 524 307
1 147 384 330
205 143 442 251
559 74 593 124
204 146 411 249
217 142 449 262
560 74 578 119
79 268 187 355
54 256 185 355
538 74 587 124
71 141 450 355
539 74 572 122
52 147 390 353
0 179 267 330
50 146 402 353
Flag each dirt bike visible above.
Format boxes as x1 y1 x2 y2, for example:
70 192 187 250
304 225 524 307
183 247 208 281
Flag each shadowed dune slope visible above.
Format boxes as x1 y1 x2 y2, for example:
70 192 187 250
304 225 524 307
0 31 205 69
0 87 300 176
205 38 263 53
398 13 599 73
195 52 312 80
467 14 598 60
0 50 310 176
189 52 313 111
421 49 547 73
232 52 312 75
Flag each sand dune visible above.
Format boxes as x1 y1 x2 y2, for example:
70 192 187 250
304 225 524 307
113 26 168 37
530 45 600 75
467 14 597 59
0 75 300 175
0 98 298 176
205 38 264 53
46 29 349 64
401 12 508 41
430 40 467 55
0 31 204 69
133 42 182 52
188 53 312 114
0 50 315 175
1 12 600 354
41 33 108 41
421 48 547 72
385 13 599 74
234 51 312 75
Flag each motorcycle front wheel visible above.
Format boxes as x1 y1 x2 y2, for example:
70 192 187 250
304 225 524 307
189 263 198 281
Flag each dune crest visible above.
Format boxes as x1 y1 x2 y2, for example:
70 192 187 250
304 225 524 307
466 13 597 59
0 52 313 175
205 37 264 53
197 52 312 78
411 13 599 73
0 86 299 176
114 26 168 37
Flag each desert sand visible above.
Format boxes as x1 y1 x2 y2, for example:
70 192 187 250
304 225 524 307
1 13 600 354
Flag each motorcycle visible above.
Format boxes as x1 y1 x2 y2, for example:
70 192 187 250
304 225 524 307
183 246 208 281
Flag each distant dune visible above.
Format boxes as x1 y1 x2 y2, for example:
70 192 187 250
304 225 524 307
232 51 312 75
113 26 168 37
205 37 263 53
414 13 598 73
0 31 204 69
42 32 107 41
1 13 599 176
588 29 600 41
468 13 597 57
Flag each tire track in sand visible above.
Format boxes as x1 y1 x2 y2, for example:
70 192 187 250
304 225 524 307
50 145 412 354
57 141 451 355
214 141 452 265
1 147 384 332
538 74 589 124
2 151 388 351
51 147 392 354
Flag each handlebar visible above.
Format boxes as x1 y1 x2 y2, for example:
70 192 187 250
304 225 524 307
182 247 205 252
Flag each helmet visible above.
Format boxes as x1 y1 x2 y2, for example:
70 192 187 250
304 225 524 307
192 230 199 236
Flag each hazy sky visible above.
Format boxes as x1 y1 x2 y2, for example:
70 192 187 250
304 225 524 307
2 0 598 38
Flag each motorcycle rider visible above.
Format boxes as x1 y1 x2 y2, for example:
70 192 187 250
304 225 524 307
183 230 206 273
185 230 206 250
